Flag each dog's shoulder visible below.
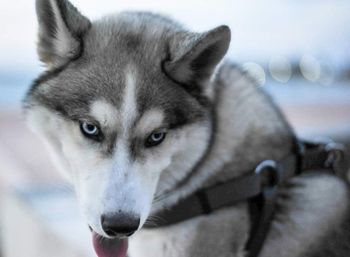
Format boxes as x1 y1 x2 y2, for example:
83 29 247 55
261 174 350 257
305 179 350 257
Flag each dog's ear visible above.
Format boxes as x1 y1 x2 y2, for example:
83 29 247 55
164 26 231 95
36 0 91 68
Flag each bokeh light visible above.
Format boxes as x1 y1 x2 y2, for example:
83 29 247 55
268 56 292 83
300 55 321 82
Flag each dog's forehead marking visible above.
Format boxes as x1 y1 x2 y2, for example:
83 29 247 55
109 67 139 165
121 67 138 134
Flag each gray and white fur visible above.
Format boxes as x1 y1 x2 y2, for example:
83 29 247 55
24 0 350 256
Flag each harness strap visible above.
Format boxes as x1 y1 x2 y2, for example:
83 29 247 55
144 155 298 228
144 140 348 257
144 174 262 227
246 186 278 257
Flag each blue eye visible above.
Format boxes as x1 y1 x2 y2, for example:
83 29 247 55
80 121 101 139
145 132 166 147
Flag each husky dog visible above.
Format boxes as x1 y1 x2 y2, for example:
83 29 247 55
23 0 350 257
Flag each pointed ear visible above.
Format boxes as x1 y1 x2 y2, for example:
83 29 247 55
36 0 91 68
164 25 231 93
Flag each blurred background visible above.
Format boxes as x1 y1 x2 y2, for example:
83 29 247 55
0 0 349 256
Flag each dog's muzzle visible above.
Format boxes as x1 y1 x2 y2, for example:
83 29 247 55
101 212 140 237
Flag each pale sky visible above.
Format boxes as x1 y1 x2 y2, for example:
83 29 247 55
1 0 350 71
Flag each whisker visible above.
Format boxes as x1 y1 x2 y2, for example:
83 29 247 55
144 213 167 227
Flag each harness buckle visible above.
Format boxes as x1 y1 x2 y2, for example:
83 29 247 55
255 160 280 188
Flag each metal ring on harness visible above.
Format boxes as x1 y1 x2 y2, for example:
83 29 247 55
255 160 280 188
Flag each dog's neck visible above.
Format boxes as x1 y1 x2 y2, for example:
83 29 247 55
153 64 295 212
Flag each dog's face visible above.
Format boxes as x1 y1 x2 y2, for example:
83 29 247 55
28 70 211 237
25 0 230 241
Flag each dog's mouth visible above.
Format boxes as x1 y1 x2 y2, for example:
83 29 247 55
91 231 128 257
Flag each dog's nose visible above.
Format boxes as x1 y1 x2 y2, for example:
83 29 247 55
101 212 140 237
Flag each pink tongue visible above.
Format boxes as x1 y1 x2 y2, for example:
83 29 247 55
92 232 128 257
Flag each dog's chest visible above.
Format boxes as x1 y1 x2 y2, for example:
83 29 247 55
129 205 249 257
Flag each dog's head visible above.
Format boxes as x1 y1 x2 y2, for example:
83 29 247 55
24 0 230 252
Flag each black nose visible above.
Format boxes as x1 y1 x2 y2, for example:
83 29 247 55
101 212 140 237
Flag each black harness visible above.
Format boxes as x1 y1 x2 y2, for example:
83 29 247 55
144 140 348 257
